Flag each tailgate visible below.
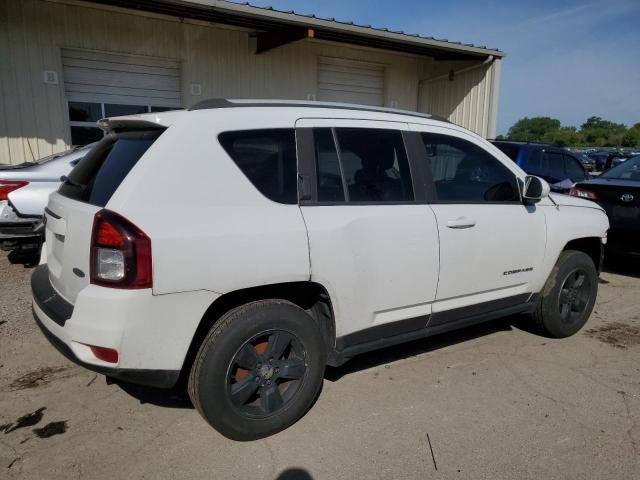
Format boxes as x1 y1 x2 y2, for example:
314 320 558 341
45 192 100 303
44 129 163 303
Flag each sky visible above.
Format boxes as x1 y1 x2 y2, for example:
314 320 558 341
240 0 640 134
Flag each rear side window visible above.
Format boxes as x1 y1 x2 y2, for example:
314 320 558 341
219 129 297 205
59 131 161 207
312 128 414 203
544 152 565 179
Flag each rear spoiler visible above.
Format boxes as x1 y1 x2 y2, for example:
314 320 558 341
97 118 167 134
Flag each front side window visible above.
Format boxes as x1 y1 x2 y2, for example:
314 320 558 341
332 128 414 202
219 129 298 205
421 133 519 203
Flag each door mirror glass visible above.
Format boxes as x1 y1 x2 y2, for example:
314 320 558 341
522 175 550 204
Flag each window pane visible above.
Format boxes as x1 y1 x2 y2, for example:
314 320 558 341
565 155 586 182
219 129 298 204
60 132 162 206
421 133 519 202
493 143 519 161
523 149 544 173
314 128 345 202
104 104 149 117
70 126 104 146
69 102 102 122
334 128 414 202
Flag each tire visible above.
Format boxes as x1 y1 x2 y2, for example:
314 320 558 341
188 299 326 441
531 250 598 338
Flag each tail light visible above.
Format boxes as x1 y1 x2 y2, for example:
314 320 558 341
90 209 152 289
570 187 597 201
0 180 29 200
89 345 119 364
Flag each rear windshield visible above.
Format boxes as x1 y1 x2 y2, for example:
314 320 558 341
59 131 162 207
492 143 520 161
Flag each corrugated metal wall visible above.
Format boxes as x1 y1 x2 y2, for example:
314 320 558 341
417 60 500 139
0 0 497 165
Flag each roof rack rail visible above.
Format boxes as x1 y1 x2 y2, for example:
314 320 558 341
189 98 448 122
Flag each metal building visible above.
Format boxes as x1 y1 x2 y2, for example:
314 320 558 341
0 0 505 165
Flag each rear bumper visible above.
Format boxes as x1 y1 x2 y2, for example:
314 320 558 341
33 307 179 388
0 201 43 245
31 265 218 389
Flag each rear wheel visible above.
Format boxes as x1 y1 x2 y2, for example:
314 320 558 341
532 250 598 338
188 300 326 441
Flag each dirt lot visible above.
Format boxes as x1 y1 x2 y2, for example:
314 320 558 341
1 252 639 480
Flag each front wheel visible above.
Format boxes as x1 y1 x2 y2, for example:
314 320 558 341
531 250 598 338
188 300 326 441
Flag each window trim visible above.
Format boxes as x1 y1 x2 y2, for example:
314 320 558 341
297 126 423 206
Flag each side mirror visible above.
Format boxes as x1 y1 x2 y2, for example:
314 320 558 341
522 175 550 204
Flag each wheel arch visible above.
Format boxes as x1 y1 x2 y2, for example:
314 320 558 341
179 281 337 379
562 236 603 272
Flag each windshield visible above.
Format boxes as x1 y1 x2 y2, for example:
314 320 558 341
600 156 640 180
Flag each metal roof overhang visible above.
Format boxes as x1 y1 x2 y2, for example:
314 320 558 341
84 0 505 61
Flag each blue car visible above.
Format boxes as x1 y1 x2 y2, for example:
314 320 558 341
491 141 590 192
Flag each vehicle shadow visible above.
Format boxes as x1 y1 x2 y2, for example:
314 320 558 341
325 315 530 382
602 254 640 279
112 314 539 407
7 248 40 268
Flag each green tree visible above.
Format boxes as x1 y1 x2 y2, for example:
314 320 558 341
621 123 640 148
580 116 627 147
507 117 561 142
542 126 582 147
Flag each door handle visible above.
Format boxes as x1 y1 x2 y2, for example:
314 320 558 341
446 217 476 229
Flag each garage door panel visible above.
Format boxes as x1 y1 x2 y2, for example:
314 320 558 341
65 83 181 101
62 48 181 108
62 48 178 69
315 89 383 107
64 68 180 92
318 56 384 107
62 57 180 77
318 71 383 89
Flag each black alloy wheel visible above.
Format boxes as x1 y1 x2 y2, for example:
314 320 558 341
227 330 307 418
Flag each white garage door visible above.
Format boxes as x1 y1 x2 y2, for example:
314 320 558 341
317 57 385 107
61 49 181 145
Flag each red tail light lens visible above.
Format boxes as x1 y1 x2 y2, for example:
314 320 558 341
89 345 119 364
569 187 597 200
0 180 29 201
90 209 152 289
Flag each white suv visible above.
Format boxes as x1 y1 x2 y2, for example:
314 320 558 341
32 99 609 440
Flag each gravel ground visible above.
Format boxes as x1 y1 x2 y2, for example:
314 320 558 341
1 251 639 479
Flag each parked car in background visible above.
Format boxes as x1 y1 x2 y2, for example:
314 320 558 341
586 151 610 171
0 145 93 255
32 100 608 441
571 156 640 256
574 151 596 171
491 141 590 192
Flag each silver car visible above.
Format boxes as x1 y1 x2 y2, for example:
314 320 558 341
0 144 93 251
